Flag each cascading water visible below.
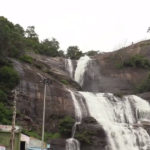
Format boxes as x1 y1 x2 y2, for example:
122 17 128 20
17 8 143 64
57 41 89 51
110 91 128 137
68 55 150 150
74 55 91 86
79 92 150 150
66 90 83 150
65 59 74 78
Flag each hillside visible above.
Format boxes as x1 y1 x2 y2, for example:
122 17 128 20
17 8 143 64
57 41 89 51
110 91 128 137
3 39 148 149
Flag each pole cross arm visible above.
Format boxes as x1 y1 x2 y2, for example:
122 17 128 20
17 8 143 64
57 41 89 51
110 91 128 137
43 78 51 85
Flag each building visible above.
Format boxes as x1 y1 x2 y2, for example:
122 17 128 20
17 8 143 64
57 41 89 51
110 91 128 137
0 125 47 150
0 125 21 150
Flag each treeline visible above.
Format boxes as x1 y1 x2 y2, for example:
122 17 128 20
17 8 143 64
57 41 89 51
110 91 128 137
0 16 99 60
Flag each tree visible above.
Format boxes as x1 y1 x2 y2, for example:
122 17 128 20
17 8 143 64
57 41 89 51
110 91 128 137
25 26 38 40
58 50 65 57
39 38 59 57
86 50 99 56
0 16 25 58
25 26 40 52
67 46 83 59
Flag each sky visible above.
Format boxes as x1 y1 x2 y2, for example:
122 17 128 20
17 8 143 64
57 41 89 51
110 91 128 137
0 0 150 52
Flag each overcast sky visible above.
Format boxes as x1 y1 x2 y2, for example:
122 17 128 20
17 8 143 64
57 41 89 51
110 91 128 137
0 0 150 52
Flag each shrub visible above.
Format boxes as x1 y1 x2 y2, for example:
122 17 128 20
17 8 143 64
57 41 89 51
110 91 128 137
59 116 75 137
44 132 61 141
0 102 13 125
61 79 69 85
19 55 33 64
124 55 150 68
75 131 92 144
0 66 19 90
116 55 150 69
0 90 7 102
22 129 41 139
136 73 150 93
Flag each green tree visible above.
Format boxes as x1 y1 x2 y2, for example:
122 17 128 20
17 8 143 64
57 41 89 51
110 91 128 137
25 26 40 52
59 116 75 137
67 46 83 59
86 50 99 56
0 66 19 90
0 16 25 58
39 38 59 57
58 50 65 57
25 26 38 39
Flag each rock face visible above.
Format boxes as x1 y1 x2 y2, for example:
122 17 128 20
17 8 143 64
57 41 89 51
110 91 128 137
13 59 75 133
75 117 107 150
81 41 150 94
11 40 150 150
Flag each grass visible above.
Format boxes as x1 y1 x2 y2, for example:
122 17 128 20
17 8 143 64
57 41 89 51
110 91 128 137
19 55 33 64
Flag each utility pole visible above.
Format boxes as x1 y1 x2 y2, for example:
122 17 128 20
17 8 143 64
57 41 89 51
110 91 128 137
41 78 50 150
10 90 17 150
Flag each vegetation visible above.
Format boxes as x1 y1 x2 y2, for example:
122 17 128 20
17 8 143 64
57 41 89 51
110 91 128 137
75 131 93 144
66 46 83 59
22 129 41 139
116 54 150 69
0 90 7 102
19 55 33 64
59 116 75 137
61 79 69 85
0 102 13 125
0 58 19 125
22 128 61 141
85 50 99 56
137 73 150 93
0 66 19 91
123 55 150 68
44 132 61 141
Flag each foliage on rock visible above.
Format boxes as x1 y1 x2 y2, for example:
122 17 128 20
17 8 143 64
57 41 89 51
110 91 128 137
137 72 150 93
0 66 19 91
116 54 150 69
19 55 33 64
59 116 75 137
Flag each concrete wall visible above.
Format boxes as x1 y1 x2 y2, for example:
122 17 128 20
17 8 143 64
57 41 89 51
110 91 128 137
0 132 20 150
29 137 46 148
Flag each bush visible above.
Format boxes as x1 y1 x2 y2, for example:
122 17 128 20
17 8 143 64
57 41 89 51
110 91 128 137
61 79 69 85
124 55 150 68
22 129 41 139
44 132 61 141
19 55 33 64
0 90 7 102
0 66 19 90
59 116 75 137
136 73 150 93
75 131 92 144
0 102 13 125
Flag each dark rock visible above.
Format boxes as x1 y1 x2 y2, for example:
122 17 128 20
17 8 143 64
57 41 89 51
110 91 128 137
75 117 107 150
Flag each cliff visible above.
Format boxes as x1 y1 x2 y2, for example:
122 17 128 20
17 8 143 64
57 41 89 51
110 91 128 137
12 39 150 150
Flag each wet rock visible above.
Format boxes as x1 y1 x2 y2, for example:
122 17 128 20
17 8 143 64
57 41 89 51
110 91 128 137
75 117 107 150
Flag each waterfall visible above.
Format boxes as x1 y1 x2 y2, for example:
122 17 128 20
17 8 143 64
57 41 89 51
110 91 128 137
74 55 91 86
65 59 74 78
66 90 83 150
80 92 150 150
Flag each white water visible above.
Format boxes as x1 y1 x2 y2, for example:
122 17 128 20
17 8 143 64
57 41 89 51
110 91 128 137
66 90 83 150
80 92 150 150
65 59 74 78
74 55 91 86
66 138 80 150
